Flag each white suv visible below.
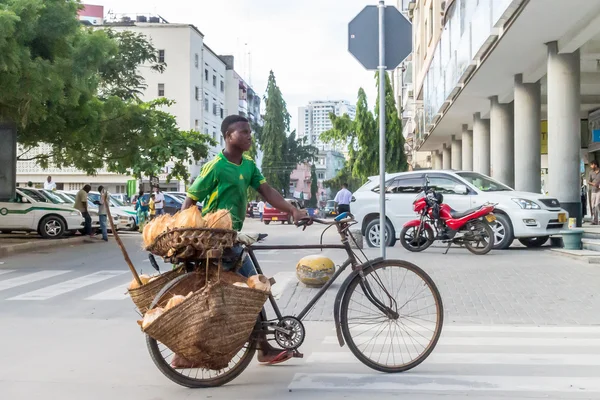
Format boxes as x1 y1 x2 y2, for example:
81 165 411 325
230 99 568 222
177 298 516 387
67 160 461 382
0 189 84 239
352 170 568 249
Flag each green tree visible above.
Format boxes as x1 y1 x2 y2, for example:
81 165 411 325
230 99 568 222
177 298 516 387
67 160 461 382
323 165 364 193
309 163 318 207
1 0 213 183
375 71 408 173
259 71 316 196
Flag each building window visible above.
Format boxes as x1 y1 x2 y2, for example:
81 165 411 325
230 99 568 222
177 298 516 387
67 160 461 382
220 80 224 92
158 50 165 63
194 53 199 68
220 106 224 118
318 173 324 180
220 137 224 147
195 86 200 100
205 69 209 81
194 120 199 131
213 75 217 87
158 83 165 97
428 4 433 43
204 97 209 111
212 130 217 140
213 102 217 115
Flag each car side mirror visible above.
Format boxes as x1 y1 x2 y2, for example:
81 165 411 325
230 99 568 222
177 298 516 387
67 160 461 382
454 184 469 195
21 197 29 203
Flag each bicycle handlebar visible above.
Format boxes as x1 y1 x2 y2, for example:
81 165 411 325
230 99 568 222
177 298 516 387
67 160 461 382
295 212 355 230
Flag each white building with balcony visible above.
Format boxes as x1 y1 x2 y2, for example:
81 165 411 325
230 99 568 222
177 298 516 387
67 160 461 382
404 0 600 226
298 100 356 153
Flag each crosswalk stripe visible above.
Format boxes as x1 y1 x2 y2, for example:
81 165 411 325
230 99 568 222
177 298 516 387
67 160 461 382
343 325 600 334
271 272 296 300
0 269 15 276
288 373 600 392
85 284 129 300
8 270 127 300
306 351 600 365
0 270 70 292
322 336 600 347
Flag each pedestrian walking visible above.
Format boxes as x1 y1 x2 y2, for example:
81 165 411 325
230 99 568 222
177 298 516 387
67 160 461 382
44 176 56 191
75 184 93 237
149 194 156 221
334 183 352 214
97 185 109 242
135 190 149 231
589 160 600 224
257 199 265 222
154 186 165 216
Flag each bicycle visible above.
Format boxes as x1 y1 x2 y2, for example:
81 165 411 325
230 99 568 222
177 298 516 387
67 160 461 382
145 212 444 388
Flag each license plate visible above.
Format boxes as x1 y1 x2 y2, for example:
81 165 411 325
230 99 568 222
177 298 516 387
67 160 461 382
558 213 567 223
485 214 496 223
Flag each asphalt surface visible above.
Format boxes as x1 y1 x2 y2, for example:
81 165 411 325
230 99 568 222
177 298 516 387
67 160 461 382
1 218 599 399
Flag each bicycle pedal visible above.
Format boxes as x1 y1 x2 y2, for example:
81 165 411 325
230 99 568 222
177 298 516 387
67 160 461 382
292 350 304 359
269 277 276 286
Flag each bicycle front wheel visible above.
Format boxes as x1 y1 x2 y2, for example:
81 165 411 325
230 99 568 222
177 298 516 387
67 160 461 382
340 259 443 373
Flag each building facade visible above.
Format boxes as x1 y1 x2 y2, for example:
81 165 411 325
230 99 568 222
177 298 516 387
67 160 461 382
402 0 600 225
298 100 356 153
16 9 252 192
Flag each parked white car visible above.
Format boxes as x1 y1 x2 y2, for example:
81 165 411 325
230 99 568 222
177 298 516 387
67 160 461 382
0 189 84 239
63 191 135 230
352 170 568 249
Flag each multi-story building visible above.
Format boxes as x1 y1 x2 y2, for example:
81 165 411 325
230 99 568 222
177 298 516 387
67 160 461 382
220 55 264 168
298 100 356 153
16 9 242 192
405 0 600 225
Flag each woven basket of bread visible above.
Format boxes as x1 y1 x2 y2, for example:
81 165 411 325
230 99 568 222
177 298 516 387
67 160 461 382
141 268 271 371
128 268 186 314
142 208 236 262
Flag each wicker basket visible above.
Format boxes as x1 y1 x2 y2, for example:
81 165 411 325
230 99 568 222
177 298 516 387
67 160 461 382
145 228 237 263
143 270 269 371
128 268 185 313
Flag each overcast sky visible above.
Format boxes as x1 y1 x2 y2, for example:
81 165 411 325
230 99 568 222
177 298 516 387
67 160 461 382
92 0 392 131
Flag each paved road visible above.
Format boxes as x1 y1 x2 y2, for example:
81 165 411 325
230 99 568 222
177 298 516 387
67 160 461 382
1 218 600 399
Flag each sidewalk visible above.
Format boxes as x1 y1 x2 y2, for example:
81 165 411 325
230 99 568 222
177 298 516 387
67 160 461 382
0 234 90 259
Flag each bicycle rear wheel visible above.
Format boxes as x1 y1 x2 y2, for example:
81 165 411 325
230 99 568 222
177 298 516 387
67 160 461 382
146 333 257 388
340 259 443 373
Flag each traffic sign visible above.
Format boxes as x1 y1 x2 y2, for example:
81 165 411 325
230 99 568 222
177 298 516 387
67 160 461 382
348 5 412 71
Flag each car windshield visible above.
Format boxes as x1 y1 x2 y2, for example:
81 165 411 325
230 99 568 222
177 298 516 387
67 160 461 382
326 200 335 207
456 172 513 192
19 189 47 203
110 196 125 206
40 190 67 204
53 191 74 203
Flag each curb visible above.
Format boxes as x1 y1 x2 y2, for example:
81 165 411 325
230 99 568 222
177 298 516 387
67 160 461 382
0 236 89 258
548 248 600 264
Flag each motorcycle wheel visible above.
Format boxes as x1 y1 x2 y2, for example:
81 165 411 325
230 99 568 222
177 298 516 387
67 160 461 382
400 225 435 252
463 220 494 255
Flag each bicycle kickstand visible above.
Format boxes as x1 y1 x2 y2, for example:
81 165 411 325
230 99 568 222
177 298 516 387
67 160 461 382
444 242 452 255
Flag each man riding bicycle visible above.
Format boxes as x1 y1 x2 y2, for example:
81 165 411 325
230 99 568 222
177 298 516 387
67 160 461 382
181 114 306 366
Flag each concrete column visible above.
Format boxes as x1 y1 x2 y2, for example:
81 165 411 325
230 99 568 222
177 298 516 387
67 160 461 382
432 150 443 170
451 135 462 170
473 113 491 175
442 144 451 170
461 125 473 171
547 42 581 225
490 96 515 187
514 74 541 193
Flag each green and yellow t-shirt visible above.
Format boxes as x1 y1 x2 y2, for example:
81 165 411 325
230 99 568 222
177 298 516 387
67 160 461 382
187 152 266 231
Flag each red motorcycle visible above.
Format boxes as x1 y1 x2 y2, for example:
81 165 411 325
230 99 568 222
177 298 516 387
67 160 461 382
399 176 497 255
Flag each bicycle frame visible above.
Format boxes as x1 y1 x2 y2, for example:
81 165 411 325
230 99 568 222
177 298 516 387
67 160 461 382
245 217 400 347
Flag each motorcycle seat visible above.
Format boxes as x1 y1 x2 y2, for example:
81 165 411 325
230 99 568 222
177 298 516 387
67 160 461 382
449 206 482 219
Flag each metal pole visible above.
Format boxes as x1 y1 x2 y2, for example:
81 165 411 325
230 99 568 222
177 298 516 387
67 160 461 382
378 0 386 259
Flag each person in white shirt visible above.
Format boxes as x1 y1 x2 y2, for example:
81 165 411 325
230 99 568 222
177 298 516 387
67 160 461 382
154 186 165 215
257 200 265 222
334 183 352 214
44 176 56 191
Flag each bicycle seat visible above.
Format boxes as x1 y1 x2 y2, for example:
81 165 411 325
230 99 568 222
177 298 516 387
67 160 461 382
448 206 482 219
